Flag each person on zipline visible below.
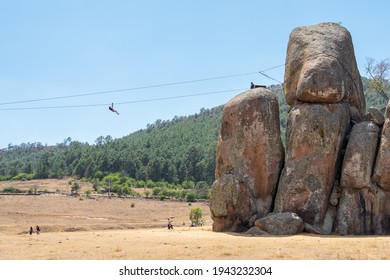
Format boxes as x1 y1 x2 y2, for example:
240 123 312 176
109 103 120 115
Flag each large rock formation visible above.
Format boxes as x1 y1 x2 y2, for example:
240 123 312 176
373 101 390 191
209 88 284 232
272 23 366 232
210 22 390 235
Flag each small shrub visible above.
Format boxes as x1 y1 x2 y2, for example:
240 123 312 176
85 190 92 198
3 187 22 193
144 189 151 198
0 176 11 181
93 171 104 181
186 192 197 202
131 203 135 208
29 185 39 194
12 173 35 181
70 181 81 193
152 187 161 196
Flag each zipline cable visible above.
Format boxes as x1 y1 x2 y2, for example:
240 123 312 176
0 88 248 111
0 64 285 106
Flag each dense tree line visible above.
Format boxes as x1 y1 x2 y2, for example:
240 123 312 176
0 79 386 190
0 106 223 187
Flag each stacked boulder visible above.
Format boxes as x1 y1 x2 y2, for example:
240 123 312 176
336 119 381 234
209 88 284 232
371 103 390 234
336 102 390 235
210 22 390 235
274 22 364 233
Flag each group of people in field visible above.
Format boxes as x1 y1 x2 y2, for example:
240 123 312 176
29 218 173 236
29 225 40 235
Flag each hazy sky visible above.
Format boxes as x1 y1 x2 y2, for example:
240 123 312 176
0 0 389 149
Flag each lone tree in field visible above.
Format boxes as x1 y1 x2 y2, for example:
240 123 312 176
70 181 81 194
365 57 390 102
189 207 203 226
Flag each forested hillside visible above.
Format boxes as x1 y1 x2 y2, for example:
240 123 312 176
0 80 387 195
0 106 223 186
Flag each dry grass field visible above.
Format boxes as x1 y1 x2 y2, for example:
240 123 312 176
1 179 390 260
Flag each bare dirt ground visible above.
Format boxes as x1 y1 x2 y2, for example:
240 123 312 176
1 179 390 260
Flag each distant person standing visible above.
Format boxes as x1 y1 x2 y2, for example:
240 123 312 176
29 226 33 235
36 225 41 235
167 218 173 230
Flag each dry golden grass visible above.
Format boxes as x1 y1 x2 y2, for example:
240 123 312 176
1 179 390 260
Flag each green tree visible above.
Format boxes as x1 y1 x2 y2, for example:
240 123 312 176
3 187 22 193
85 189 92 198
144 189 151 198
94 170 104 181
70 181 81 193
186 192 197 202
152 187 161 197
135 166 148 181
48 153 66 179
189 207 203 226
34 152 49 179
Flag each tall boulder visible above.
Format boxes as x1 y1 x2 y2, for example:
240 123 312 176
210 88 284 232
284 22 365 117
336 121 381 235
373 101 390 191
340 121 380 190
274 103 350 228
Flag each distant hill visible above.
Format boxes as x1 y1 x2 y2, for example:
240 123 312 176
0 106 224 185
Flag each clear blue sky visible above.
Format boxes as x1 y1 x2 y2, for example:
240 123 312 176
0 0 389 149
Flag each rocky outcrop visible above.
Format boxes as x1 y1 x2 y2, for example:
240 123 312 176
373 102 390 191
272 23 365 232
274 103 350 228
210 22 390 235
340 121 380 190
210 88 284 232
364 107 385 126
250 208 335 235
253 212 304 235
336 121 381 235
284 22 365 117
